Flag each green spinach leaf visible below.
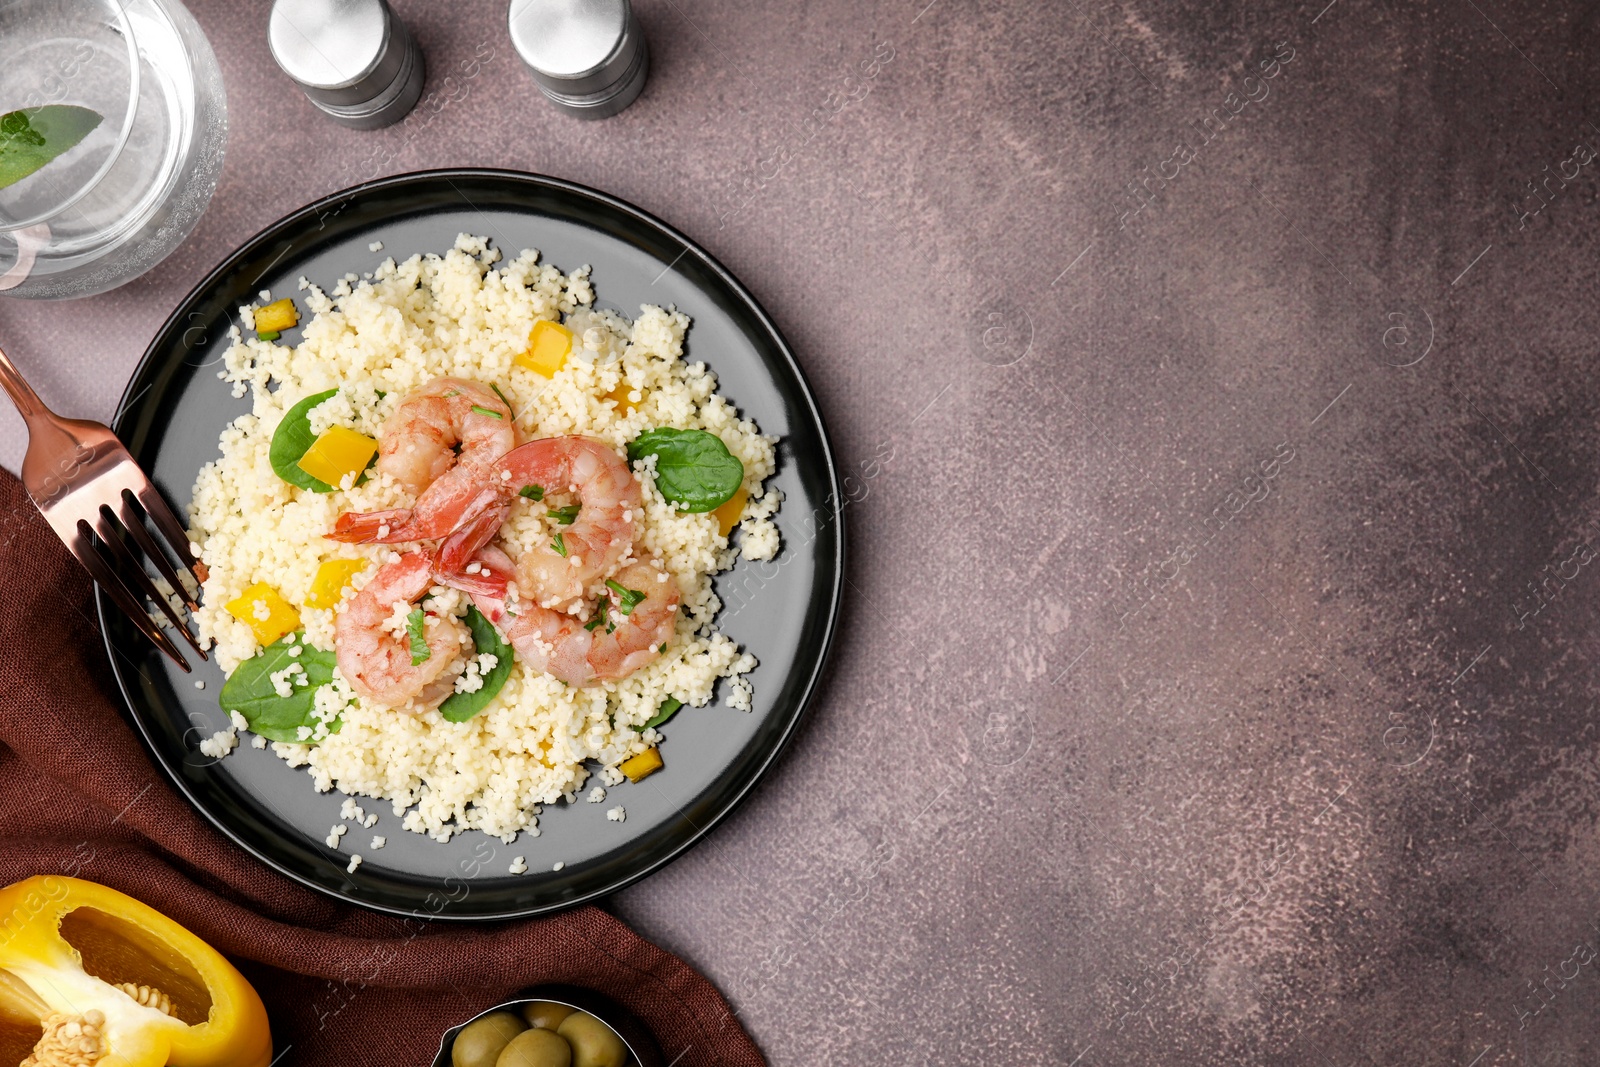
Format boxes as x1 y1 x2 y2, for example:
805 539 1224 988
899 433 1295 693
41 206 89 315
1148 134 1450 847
439 606 514 723
218 634 341 743
634 697 683 732
0 106 102 191
626 428 744 513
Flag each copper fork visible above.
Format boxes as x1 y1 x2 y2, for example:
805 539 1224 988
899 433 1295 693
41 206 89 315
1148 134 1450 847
0 341 207 670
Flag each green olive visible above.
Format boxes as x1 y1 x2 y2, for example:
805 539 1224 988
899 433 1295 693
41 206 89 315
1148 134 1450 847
452 1012 528 1067
521 1001 577 1031
556 1012 626 1067
496 1027 573 1067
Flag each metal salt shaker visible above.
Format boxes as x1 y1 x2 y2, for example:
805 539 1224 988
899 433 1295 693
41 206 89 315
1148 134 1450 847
508 0 650 119
268 0 426 130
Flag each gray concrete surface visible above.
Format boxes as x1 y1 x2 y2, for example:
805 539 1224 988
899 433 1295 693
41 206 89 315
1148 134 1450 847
5 0 1600 1062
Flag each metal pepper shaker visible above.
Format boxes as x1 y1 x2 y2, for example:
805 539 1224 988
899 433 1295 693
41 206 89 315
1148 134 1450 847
268 0 426 130
508 0 650 119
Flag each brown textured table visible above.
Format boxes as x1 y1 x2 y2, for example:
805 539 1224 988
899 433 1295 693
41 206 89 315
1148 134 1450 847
5 0 1600 1063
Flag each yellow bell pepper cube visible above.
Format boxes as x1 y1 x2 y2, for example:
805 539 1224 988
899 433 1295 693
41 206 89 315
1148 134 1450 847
619 747 663 783
711 486 749 538
605 380 642 414
253 298 298 334
304 559 366 609
224 583 301 646
296 426 378 489
0 876 272 1067
515 320 572 377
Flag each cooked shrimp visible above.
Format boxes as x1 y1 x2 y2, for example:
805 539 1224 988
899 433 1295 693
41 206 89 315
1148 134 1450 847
491 436 642 610
583 560 682 681
377 378 516 492
329 378 515 549
461 548 679 687
334 551 470 709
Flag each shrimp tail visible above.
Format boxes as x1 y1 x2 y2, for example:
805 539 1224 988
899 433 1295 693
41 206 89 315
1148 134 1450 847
437 544 517 605
328 508 415 543
443 570 510 599
435 502 511 574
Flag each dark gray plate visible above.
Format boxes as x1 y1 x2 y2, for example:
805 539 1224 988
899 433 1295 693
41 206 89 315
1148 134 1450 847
100 170 842 920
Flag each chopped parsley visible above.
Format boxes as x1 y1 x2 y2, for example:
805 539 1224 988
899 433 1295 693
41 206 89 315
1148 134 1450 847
519 484 544 500
605 579 646 615
584 599 613 633
405 608 430 665
547 504 580 524
551 532 567 557
470 405 503 419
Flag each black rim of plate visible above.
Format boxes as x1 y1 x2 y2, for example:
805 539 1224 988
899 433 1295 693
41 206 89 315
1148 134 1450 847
99 168 843 920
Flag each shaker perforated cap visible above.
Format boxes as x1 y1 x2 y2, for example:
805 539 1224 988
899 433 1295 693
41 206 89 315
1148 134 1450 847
508 0 650 118
269 0 425 129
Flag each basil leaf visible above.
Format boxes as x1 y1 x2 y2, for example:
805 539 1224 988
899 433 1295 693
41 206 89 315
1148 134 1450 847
270 389 337 491
406 608 430 665
0 106 102 191
626 428 744 513
634 697 683 732
219 634 341 743
269 388 376 492
438 606 514 722
547 504 580 525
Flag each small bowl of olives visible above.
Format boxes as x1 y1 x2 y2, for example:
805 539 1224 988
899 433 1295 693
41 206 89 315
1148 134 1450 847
435 985 663 1067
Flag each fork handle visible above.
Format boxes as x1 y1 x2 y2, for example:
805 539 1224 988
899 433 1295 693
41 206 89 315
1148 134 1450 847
0 340 49 423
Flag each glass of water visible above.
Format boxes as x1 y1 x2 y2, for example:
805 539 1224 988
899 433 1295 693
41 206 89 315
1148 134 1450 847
0 0 227 299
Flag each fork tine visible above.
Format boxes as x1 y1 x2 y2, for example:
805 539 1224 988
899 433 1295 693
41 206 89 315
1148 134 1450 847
95 508 206 660
134 483 205 583
72 520 191 671
119 489 199 612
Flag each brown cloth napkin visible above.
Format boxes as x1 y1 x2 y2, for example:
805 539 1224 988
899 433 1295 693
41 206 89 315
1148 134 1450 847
0 469 763 1067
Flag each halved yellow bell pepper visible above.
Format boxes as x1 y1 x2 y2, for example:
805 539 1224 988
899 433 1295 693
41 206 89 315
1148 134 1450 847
224 583 300 646
0 876 271 1067
296 426 377 489
515 320 572 377
304 559 366 609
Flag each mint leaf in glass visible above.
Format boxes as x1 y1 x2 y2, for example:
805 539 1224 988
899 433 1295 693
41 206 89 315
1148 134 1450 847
0 106 102 190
